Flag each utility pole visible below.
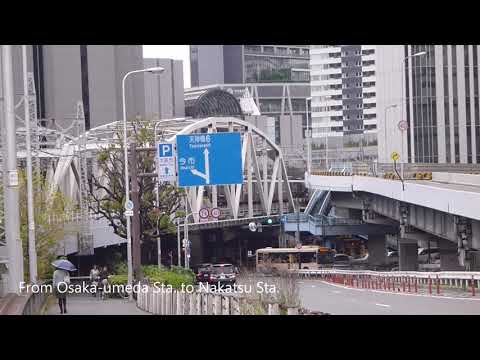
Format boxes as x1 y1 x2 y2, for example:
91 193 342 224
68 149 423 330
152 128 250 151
2 45 24 293
130 142 141 278
23 45 38 284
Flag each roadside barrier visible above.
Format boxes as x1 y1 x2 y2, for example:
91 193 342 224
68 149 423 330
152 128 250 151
293 269 480 297
136 285 303 315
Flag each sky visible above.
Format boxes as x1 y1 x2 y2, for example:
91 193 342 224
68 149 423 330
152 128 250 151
143 45 191 88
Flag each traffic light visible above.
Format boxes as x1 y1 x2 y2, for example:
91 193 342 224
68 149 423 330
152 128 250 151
267 218 273 225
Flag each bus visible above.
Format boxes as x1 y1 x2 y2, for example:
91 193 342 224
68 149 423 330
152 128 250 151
255 245 336 274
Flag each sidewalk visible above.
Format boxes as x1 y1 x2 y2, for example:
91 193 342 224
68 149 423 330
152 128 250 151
46 294 151 315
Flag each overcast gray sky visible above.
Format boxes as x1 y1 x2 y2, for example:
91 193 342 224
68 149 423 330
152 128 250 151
143 45 191 88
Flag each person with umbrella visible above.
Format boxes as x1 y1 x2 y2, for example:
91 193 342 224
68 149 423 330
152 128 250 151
52 258 76 314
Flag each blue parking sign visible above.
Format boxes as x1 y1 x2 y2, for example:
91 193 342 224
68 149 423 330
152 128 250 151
176 132 243 187
157 142 176 182
158 143 173 157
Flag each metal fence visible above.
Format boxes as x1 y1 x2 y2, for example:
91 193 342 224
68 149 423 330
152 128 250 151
136 285 303 315
293 269 480 296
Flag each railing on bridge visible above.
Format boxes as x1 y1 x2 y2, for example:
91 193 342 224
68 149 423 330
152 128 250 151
312 162 480 179
293 268 480 297
281 213 363 226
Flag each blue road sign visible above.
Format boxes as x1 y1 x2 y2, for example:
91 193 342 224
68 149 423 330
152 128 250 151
176 132 243 187
157 142 176 182
158 143 173 157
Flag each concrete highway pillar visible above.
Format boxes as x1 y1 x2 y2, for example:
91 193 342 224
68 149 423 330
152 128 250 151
438 239 464 271
399 238 418 271
367 234 387 267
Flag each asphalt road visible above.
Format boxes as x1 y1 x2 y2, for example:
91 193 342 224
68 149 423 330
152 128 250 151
299 280 480 315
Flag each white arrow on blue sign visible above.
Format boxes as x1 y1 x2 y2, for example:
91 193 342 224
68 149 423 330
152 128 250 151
176 132 243 187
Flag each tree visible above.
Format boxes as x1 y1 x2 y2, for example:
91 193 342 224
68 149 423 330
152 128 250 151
88 117 184 257
17 170 75 281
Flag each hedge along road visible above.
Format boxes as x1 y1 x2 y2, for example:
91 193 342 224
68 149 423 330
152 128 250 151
298 279 480 315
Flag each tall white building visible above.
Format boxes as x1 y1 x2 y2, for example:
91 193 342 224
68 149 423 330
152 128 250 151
310 45 377 167
376 45 480 164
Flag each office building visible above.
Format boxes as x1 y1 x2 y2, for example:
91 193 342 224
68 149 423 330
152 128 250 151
189 45 310 169
20 45 145 133
376 45 480 164
310 45 377 168
144 58 185 119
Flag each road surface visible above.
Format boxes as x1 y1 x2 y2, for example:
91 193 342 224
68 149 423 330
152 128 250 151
299 280 480 315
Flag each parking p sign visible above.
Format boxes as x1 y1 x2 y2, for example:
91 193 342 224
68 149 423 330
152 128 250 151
157 142 176 182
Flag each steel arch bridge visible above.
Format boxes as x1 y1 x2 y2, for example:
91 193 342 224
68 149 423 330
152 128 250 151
48 116 297 227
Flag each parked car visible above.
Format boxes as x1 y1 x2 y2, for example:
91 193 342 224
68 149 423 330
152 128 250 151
195 263 212 284
209 264 236 286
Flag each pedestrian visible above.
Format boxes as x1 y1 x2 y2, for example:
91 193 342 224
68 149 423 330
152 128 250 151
53 267 70 314
89 265 100 296
99 266 109 299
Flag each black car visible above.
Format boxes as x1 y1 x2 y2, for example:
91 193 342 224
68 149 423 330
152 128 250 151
195 263 212 283
208 264 236 286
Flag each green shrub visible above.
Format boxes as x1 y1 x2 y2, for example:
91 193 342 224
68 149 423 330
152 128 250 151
140 265 194 290
108 274 128 286
114 262 128 275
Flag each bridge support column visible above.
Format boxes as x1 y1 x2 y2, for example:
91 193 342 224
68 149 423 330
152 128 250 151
367 235 387 267
399 238 418 271
438 239 464 271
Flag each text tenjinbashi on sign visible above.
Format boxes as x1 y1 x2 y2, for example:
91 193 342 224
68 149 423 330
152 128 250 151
176 132 243 187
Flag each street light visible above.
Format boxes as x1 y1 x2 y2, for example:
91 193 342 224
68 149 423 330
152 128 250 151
122 66 164 299
384 104 398 162
400 51 427 162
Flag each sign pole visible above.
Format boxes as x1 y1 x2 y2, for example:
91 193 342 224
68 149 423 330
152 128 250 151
130 142 141 278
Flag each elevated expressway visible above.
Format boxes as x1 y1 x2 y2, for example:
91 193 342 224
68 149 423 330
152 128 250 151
305 171 480 271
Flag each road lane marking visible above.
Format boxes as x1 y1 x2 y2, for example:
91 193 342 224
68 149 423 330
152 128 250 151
319 281 480 301
375 303 391 308
331 290 341 294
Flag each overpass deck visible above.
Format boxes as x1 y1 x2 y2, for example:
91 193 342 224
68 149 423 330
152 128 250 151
307 174 480 221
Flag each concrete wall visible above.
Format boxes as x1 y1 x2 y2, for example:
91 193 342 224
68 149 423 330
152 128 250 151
375 45 405 163
144 58 185 119
244 115 276 143
42 45 83 130
113 46 145 121
223 45 244 84
41 45 145 131
194 45 224 87
280 115 303 150
87 46 119 127
432 172 480 187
